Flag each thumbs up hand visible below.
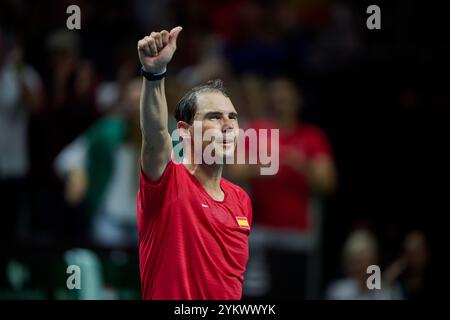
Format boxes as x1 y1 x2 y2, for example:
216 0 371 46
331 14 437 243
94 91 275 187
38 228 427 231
137 26 183 74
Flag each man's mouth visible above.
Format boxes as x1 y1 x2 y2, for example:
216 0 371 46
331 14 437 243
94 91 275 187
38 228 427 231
216 137 235 145
219 140 234 147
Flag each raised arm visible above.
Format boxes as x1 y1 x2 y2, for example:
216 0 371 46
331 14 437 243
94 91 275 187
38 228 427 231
137 26 182 180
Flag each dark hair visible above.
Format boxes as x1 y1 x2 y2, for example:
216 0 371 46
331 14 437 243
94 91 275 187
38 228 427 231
175 79 228 124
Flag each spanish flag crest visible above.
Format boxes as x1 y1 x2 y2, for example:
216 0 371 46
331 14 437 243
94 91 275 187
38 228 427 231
235 216 250 229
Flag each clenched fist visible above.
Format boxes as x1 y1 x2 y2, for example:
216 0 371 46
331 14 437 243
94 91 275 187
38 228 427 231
137 26 183 74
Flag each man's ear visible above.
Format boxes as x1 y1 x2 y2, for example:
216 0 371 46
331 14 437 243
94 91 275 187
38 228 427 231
177 121 191 140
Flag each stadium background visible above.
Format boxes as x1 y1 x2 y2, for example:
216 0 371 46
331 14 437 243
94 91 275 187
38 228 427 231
0 0 449 299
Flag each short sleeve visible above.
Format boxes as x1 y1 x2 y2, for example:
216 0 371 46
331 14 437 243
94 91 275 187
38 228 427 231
137 160 177 225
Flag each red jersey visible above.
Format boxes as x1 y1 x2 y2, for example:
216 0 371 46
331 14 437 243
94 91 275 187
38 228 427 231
137 160 253 300
247 120 332 231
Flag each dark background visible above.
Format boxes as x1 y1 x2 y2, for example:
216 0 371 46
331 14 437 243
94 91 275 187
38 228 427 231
1 0 449 299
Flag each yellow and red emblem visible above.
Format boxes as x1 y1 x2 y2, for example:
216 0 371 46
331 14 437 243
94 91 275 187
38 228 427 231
235 216 250 229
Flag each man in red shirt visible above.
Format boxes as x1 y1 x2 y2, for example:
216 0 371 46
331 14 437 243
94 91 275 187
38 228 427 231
228 77 337 299
136 27 252 300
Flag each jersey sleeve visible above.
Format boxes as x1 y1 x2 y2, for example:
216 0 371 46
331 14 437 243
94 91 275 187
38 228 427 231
137 160 177 228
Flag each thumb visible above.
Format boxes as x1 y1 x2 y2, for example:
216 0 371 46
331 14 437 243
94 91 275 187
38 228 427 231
169 26 183 47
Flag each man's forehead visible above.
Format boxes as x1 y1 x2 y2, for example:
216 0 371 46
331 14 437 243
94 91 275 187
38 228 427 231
195 92 236 114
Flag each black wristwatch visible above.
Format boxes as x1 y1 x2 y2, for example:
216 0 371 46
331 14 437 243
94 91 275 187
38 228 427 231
140 66 166 81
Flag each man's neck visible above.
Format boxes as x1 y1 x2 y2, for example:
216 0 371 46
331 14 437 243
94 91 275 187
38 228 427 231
184 161 224 201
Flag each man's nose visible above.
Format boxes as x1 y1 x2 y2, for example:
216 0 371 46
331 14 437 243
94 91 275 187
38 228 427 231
222 118 234 132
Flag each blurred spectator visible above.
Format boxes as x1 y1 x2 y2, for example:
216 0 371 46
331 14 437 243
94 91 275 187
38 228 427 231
54 78 142 248
229 77 337 299
383 230 435 299
31 29 98 173
44 29 98 146
399 231 430 299
27 29 100 244
325 228 403 300
0 27 43 247
233 74 268 128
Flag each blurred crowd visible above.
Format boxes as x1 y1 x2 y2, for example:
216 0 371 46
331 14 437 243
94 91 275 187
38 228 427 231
1 0 448 299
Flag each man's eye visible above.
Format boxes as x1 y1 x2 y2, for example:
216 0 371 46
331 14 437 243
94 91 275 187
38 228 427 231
209 116 220 120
